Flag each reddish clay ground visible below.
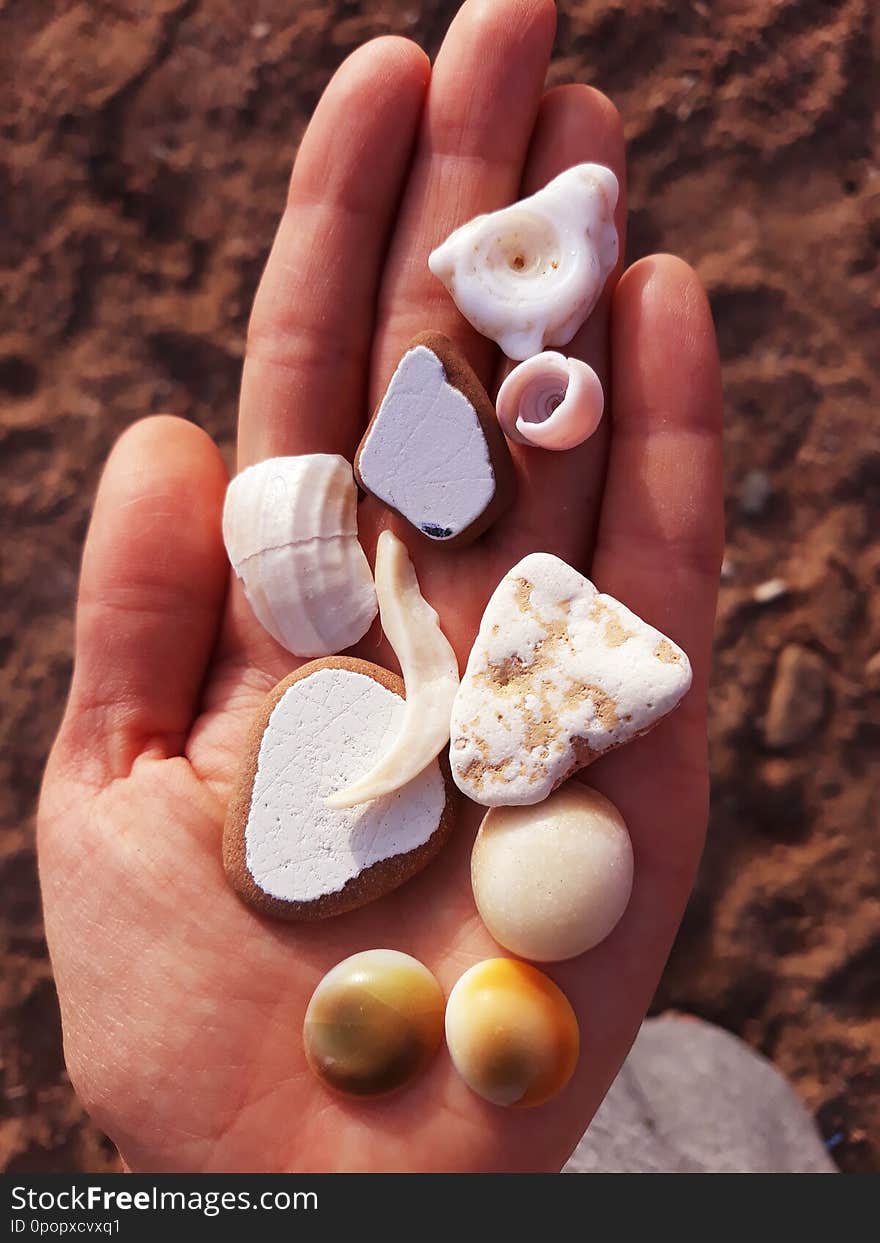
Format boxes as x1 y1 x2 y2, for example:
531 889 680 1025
1 0 877 1172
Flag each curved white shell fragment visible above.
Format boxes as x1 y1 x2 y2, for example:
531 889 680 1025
428 163 619 361
222 454 377 658
326 530 459 808
496 352 604 451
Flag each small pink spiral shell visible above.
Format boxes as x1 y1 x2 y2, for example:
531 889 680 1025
495 352 604 451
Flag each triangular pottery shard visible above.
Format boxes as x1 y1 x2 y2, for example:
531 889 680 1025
354 332 516 547
223 657 456 920
450 553 693 807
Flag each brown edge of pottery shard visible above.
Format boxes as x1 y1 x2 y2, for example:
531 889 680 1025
222 655 457 922
354 330 517 550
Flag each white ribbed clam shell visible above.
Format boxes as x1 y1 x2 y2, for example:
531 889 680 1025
429 163 619 361
222 455 377 658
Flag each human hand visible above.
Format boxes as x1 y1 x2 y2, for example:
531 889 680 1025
38 0 723 1172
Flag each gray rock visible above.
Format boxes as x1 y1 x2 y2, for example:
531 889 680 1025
564 1016 835 1174
865 650 880 690
740 469 771 516
764 644 827 748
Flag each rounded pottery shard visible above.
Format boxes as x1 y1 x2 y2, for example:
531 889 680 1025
450 552 693 806
428 164 619 361
471 783 633 962
223 657 456 920
445 958 579 1108
304 950 445 1097
354 332 516 548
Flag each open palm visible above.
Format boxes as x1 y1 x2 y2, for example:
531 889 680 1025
38 0 723 1173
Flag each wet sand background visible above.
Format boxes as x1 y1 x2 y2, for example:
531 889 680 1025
1 0 878 1172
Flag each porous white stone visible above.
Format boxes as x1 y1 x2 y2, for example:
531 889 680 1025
450 553 692 806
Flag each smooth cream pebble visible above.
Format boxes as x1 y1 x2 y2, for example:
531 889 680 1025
303 950 444 1097
445 959 579 1108
471 783 633 962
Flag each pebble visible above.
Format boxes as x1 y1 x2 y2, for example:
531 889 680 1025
471 783 633 962
866 650 880 690
445 959 579 1108
303 950 444 1097
740 469 771 516
752 577 788 604
449 553 692 806
565 1016 836 1173
764 644 828 748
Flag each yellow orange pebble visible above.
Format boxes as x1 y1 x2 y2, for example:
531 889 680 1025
303 950 444 1097
444 959 579 1108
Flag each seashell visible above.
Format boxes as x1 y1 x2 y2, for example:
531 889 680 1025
303 950 445 1097
495 352 604 451
222 454 377 658
450 553 693 806
223 657 455 920
471 783 633 963
445 959 579 1108
326 531 459 809
428 163 619 361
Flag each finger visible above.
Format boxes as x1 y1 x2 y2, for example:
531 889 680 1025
238 37 430 466
591 252 724 843
504 84 626 568
371 0 557 399
62 417 229 777
508 256 723 1166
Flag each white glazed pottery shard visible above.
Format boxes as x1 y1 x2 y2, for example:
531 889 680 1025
450 553 693 806
223 658 454 920
355 332 515 546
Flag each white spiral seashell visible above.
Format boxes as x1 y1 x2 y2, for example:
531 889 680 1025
428 163 619 361
222 454 377 658
495 352 604 451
